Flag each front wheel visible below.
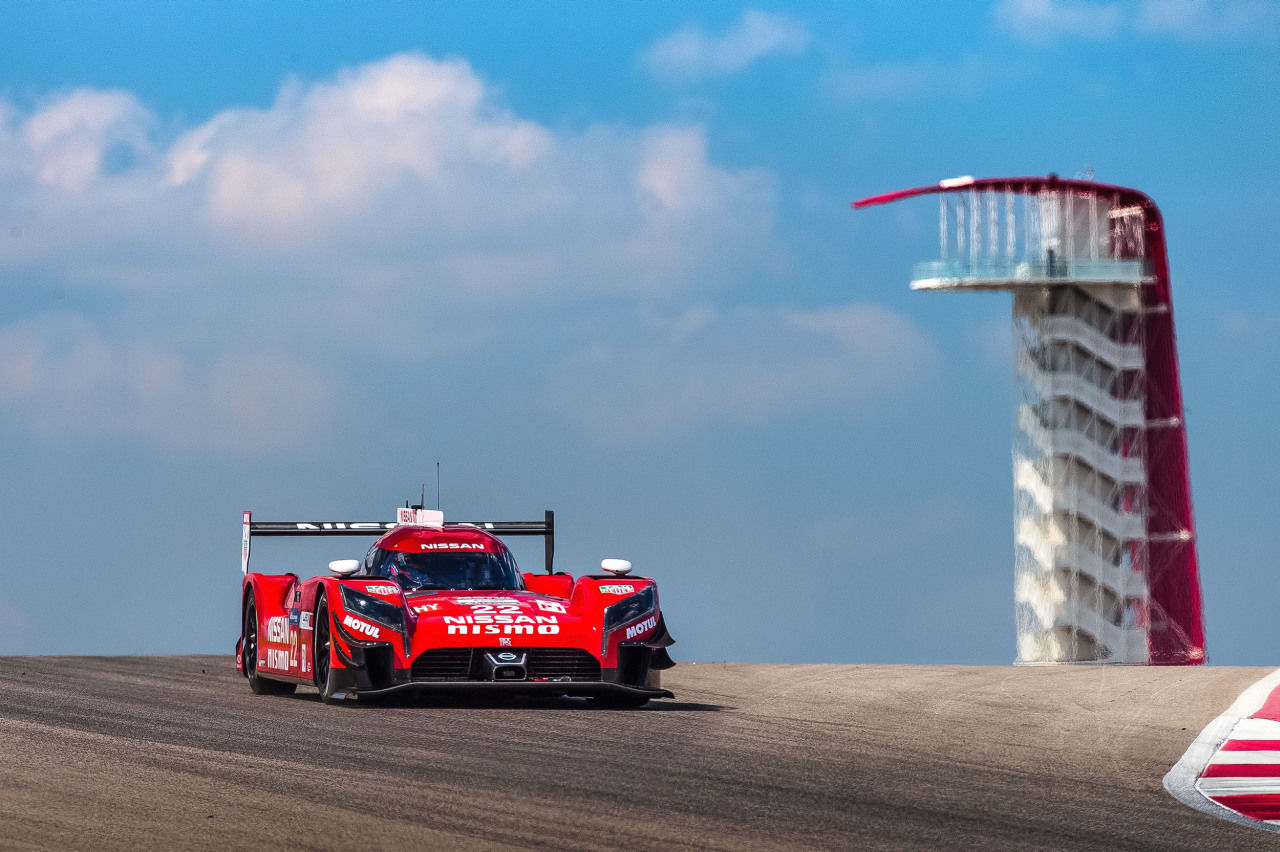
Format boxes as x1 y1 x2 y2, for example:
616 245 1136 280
243 596 296 696
313 594 347 705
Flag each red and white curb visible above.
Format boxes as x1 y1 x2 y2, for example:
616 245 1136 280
1165 668 1280 831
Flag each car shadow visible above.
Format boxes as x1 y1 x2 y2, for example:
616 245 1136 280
627 700 727 712
291 691 725 712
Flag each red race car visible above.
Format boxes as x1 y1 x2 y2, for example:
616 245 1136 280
236 507 675 707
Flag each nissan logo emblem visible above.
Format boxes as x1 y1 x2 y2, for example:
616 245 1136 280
497 652 517 661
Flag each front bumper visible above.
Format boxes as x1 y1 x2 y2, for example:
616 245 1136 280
340 678 672 700
326 640 673 701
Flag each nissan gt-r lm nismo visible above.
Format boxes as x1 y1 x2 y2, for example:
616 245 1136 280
236 507 676 707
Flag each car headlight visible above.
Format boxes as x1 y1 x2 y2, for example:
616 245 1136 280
603 585 657 633
339 585 406 632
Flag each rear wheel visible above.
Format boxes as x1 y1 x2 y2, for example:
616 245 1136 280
313 593 346 705
243 596 296 695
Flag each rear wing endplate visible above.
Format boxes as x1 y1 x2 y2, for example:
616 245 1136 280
241 510 554 575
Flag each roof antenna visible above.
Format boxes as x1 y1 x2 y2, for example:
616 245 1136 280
436 462 441 510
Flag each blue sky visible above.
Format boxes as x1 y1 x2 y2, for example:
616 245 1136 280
1 0 1277 664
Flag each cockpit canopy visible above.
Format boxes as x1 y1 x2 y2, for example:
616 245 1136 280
363 545 522 592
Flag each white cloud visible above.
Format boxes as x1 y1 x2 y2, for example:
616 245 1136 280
173 55 554 237
548 302 937 444
824 57 995 102
994 0 1275 44
0 316 335 453
993 0 1122 44
0 53 794 450
1 54 779 301
1135 0 1279 41
641 10 809 82
18 89 154 191
0 52 938 454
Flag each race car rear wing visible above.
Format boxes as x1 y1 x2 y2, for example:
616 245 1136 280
241 509 554 575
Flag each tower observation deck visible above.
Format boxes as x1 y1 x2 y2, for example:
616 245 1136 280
855 175 1205 664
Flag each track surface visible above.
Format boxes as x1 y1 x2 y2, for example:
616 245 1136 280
0 657 1272 850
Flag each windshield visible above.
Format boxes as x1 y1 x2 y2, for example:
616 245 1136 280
367 547 523 592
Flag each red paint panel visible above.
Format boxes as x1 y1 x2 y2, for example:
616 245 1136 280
378 525 503 553
1221 740 1280 751
1209 795 1280 821
1139 206 1205 664
1251 690 1280 722
852 176 1148 209
1201 764 1280 778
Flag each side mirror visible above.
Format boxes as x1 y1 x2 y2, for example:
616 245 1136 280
600 558 632 576
328 559 361 576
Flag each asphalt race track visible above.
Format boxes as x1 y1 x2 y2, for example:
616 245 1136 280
0 657 1273 851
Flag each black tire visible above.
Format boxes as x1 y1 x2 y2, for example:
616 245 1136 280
243 596 296 695
313 593 347 705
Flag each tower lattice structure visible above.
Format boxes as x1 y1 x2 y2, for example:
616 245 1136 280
855 176 1204 664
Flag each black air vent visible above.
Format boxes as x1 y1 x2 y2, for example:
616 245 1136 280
526 648 601 681
411 648 474 681
411 647 602 682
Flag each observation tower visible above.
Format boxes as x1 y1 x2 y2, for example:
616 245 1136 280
855 175 1205 664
